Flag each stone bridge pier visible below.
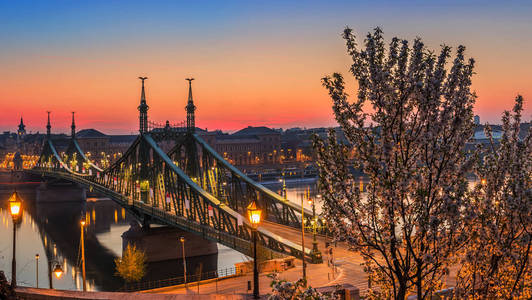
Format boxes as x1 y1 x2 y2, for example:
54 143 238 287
122 222 219 281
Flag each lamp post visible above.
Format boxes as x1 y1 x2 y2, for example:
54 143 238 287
247 200 262 299
35 254 39 288
279 170 287 199
48 259 63 289
9 190 22 288
180 236 187 286
80 219 87 291
300 193 307 286
308 197 319 254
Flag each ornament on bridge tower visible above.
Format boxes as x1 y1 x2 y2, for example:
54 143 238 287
185 78 196 133
71 112 76 138
185 199 190 210
138 76 149 133
46 111 52 137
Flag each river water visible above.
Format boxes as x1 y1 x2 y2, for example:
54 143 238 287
0 177 318 291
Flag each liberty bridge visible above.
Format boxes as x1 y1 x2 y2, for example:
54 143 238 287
27 77 324 267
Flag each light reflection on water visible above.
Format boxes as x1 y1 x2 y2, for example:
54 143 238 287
0 179 317 292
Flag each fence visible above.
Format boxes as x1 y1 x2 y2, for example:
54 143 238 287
119 266 242 292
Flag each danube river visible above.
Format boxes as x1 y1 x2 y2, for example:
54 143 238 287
0 174 318 292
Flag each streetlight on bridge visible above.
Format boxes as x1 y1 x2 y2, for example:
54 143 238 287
308 196 320 258
9 190 22 288
247 200 262 299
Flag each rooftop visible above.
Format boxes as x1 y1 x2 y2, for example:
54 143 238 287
233 126 278 136
77 129 107 138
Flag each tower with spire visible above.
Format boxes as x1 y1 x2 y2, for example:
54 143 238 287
138 77 149 133
71 112 76 138
185 78 196 133
46 111 51 137
17 117 26 137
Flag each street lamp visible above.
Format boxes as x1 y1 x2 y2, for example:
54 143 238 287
247 200 262 299
300 193 307 286
180 236 187 286
35 254 39 288
48 259 63 289
308 197 319 256
279 171 287 199
52 263 63 279
9 190 22 288
80 219 87 291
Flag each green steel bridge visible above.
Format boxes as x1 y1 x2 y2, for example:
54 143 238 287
28 78 323 263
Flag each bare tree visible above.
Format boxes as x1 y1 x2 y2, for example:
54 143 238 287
313 27 475 299
456 96 532 298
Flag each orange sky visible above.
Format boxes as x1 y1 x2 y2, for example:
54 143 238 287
1 1 531 134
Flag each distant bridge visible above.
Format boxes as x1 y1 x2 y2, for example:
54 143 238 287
27 78 323 263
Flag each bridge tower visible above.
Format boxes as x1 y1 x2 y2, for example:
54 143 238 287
71 112 76 138
46 111 51 138
138 77 149 134
185 78 196 133
184 78 200 179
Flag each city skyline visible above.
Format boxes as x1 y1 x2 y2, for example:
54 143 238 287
1 0 531 134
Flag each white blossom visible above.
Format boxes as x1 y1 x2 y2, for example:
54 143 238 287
313 27 476 299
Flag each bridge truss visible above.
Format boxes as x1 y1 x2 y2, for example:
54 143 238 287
32 131 323 263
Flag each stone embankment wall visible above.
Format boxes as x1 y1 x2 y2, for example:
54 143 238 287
16 287 251 300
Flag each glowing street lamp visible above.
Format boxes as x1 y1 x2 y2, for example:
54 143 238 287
9 192 21 218
9 190 22 287
35 254 39 288
247 200 262 228
247 200 262 299
53 264 63 279
80 219 87 291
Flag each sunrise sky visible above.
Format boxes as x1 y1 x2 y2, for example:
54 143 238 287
1 0 531 134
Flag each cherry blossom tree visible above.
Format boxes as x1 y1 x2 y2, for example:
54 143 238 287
268 274 339 300
313 27 476 299
456 96 531 299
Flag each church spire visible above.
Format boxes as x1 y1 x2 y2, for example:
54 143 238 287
185 78 196 133
71 112 76 138
18 117 26 133
138 76 149 133
46 111 51 137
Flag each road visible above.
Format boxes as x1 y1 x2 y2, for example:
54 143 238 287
146 221 370 296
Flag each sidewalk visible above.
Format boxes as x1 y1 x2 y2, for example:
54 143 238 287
146 259 343 296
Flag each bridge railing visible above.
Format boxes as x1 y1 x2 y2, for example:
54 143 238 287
118 266 242 292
